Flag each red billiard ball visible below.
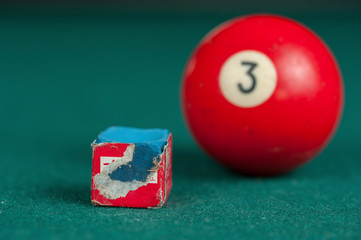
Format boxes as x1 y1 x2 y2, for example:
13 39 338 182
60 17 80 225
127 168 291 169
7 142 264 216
181 14 344 175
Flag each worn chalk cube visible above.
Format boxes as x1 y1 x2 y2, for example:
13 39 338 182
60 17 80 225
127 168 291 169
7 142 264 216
91 127 172 208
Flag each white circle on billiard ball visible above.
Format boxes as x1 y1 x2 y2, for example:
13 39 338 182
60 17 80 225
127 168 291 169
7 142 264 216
219 50 277 108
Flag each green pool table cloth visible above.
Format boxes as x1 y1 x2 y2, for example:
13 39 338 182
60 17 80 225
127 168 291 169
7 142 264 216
0 9 360 240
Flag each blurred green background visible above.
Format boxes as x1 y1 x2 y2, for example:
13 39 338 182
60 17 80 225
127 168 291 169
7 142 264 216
0 1 360 239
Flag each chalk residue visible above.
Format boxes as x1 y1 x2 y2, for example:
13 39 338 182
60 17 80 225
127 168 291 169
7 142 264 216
93 144 159 199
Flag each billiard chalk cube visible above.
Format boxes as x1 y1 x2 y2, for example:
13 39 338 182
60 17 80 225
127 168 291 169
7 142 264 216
91 127 172 208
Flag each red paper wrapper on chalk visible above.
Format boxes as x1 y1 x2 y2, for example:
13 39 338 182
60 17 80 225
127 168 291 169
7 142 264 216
91 127 172 208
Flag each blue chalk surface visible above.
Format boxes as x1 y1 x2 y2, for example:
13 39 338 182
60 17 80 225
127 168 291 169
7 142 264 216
96 126 169 145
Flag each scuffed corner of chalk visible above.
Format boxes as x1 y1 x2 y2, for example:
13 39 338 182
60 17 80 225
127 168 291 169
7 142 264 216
91 139 107 149
149 138 172 209
148 188 165 210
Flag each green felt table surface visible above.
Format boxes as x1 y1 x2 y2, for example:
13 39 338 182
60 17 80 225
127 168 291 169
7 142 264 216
0 9 360 240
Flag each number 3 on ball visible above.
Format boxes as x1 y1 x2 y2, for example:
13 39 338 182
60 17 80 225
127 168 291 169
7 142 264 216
219 50 277 108
238 61 257 94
